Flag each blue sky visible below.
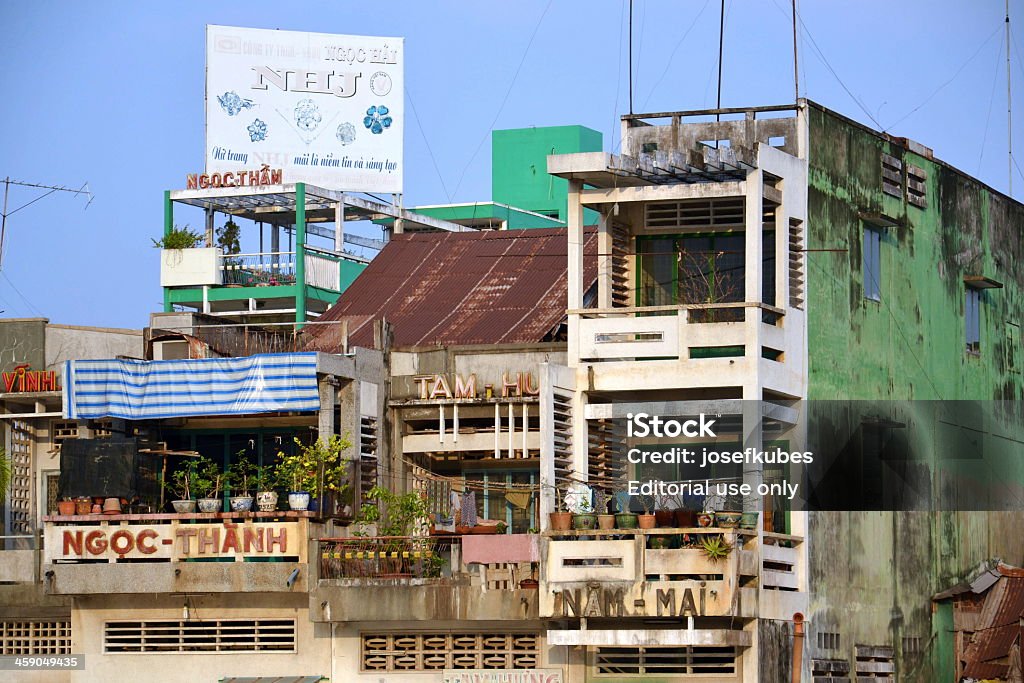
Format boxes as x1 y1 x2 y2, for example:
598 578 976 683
0 1 1021 328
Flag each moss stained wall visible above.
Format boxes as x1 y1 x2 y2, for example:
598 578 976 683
803 103 1024 682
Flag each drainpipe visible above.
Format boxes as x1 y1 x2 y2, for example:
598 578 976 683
791 612 804 683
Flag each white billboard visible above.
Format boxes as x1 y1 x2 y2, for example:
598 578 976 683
206 25 403 193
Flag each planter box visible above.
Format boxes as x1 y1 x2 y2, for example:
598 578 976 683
160 247 222 287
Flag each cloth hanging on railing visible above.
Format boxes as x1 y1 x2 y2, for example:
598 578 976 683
505 491 532 510
460 491 478 527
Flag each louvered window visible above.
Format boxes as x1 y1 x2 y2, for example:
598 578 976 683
104 619 295 653
593 646 738 675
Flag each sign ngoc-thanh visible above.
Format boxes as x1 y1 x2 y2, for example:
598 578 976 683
206 25 403 193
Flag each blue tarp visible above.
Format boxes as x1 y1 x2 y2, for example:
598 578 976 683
63 352 320 420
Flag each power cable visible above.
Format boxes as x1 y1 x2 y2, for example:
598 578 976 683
977 32 1008 175
886 25 1003 133
1 271 44 317
407 89 452 204
640 0 713 111
450 0 554 199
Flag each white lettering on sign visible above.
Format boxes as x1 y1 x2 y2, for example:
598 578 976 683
441 671 562 683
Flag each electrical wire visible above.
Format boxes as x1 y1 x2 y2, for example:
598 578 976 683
977 31 1008 175
450 0 554 199
1 271 44 317
407 89 453 204
640 0 714 111
886 24 1003 133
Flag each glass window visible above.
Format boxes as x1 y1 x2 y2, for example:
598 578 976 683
637 239 675 306
863 227 882 301
966 288 981 353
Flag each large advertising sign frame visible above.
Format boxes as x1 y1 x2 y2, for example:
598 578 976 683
206 25 403 193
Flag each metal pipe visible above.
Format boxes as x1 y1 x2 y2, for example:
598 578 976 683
791 612 805 683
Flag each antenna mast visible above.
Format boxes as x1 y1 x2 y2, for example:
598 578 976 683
1007 0 1013 197
0 177 93 270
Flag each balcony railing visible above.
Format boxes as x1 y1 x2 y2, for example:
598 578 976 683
539 526 805 620
222 252 297 286
319 536 447 580
573 302 786 362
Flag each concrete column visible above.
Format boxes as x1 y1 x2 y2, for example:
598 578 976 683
538 364 556 529
163 191 173 312
567 180 583 366
334 199 345 253
318 377 336 441
597 211 613 309
295 183 307 328
204 208 215 248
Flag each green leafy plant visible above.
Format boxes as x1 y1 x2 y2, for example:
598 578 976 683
192 457 226 499
253 464 276 493
168 459 200 500
216 219 241 255
0 448 10 504
226 455 255 496
356 485 430 537
699 534 733 563
275 435 352 498
152 224 202 250
421 551 446 578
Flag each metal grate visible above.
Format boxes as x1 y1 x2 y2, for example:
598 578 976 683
881 153 903 198
45 472 60 516
358 416 379 508
593 646 738 675
361 632 540 671
1 620 71 655
104 619 295 653
817 631 841 651
645 198 745 231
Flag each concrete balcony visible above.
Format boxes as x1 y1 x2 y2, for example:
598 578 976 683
571 303 804 396
538 527 806 622
312 533 541 623
43 511 319 595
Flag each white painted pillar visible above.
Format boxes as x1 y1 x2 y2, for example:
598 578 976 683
597 210 613 309
567 180 584 366
334 198 345 253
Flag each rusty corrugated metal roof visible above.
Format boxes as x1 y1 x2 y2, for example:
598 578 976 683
960 566 1024 680
304 228 597 350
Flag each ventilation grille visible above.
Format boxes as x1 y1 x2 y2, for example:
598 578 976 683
1 620 71 655
51 421 78 447
611 222 630 308
789 218 805 309
104 619 296 653
811 658 851 681
881 153 903 198
45 472 60 516
854 644 894 681
594 646 737 675
361 632 540 671
906 164 927 208
552 392 573 486
587 418 625 489
645 198 744 230
817 631 841 651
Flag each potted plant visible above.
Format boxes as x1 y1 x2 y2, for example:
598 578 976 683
226 455 255 512
637 494 656 529
275 435 352 513
168 459 199 513
653 492 675 528
193 458 225 513
570 491 596 530
548 483 572 531
613 489 638 529
152 224 203 250
716 510 742 529
355 485 432 577
254 464 278 512
699 534 733 562
697 510 716 527
57 497 75 516
595 489 615 529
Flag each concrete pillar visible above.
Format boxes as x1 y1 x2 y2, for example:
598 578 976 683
567 180 583 366
295 183 307 328
334 199 345 253
597 211 613 309
318 377 336 441
163 191 173 312
538 364 556 528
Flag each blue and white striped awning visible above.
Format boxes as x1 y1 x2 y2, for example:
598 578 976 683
63 353 320 420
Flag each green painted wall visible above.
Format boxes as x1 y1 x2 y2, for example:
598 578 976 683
803 104 1024 682
805 104 1024 402
492 125 602 223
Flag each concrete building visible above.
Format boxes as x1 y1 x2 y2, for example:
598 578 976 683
2 100 1023 683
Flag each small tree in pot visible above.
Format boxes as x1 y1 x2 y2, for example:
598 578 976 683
275 435 351 513
193 458 226 513
226 455 255 512
168 459 199 513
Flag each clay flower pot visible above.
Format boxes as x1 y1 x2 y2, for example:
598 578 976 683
637 514 656 529
549 511 572 531
597 514 616 530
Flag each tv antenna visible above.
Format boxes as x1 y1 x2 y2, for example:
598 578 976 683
0 177 93 270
